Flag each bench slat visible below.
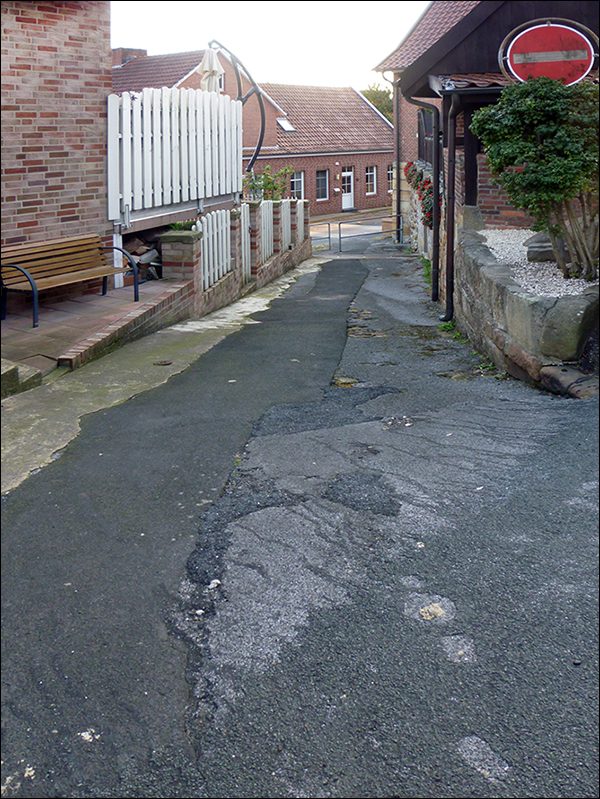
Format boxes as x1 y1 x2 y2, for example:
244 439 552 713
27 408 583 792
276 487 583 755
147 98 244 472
1 234 104 257
2 253 110 275
5 266 129 292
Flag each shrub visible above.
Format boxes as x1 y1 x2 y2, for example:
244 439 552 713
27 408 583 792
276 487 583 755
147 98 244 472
470 77 599 280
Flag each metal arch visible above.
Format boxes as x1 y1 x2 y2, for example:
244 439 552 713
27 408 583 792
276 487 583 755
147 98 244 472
208 40 266 174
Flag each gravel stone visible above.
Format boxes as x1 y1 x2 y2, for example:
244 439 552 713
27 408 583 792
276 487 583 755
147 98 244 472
481 229 599 297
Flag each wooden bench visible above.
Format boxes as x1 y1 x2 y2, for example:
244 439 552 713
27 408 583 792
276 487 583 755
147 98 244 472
1 234 140 328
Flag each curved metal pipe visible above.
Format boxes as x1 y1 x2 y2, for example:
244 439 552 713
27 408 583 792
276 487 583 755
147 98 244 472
439 93 461 322
404 96 441 302
208 40 266 173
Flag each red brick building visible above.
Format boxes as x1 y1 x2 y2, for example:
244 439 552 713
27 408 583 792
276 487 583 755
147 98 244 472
111 49 395 217
247 84 394 216
1 0 113 246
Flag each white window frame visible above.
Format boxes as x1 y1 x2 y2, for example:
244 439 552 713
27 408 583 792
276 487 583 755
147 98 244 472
291 171 304 199
387 164 394 193
365 166 377 195
316 169 329 201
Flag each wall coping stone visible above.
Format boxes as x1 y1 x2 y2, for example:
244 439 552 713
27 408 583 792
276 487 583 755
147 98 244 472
160 230 202 244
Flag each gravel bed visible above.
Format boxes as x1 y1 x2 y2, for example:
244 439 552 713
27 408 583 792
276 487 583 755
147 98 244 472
480 229 598 297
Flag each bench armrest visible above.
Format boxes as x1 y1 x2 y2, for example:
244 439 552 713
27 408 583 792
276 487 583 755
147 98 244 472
103 246 140 302
1 262 37 288
1 263 39 325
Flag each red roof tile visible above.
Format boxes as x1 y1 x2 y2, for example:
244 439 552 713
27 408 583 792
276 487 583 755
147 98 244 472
437 72 511 90
112 50 205 93
258 84 394 155
375 1 482 72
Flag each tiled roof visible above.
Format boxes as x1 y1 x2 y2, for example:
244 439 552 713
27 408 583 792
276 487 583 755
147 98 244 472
437 72 511 90
112 50 205 93
258 84 394 155
375 1 482 72
434 70 598 92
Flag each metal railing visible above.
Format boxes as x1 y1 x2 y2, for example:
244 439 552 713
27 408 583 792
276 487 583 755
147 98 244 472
310 215 402 252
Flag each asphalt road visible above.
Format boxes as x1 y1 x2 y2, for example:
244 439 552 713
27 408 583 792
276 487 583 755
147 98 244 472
1 237 598 799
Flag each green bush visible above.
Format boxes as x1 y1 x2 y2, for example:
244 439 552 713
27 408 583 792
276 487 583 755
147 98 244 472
470 77 599 280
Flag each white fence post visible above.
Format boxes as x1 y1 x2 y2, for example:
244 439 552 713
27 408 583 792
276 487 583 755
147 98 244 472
281 198 291 251
296 200 306 242
240 203 251 284
260 199 274 262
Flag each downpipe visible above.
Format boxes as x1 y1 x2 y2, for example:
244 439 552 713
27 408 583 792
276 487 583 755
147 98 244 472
383 74 403 245
404 96 441 302
439 93 460 322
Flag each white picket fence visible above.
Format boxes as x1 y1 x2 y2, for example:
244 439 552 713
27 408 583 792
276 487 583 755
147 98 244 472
107 88 243 227
261 200 274 262
200 209 232 291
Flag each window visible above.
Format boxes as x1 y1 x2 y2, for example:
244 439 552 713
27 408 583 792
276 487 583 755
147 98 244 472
316 169 329 201
290 171 304 199
366 166 376 195
388 164 394 193
277 117 296 132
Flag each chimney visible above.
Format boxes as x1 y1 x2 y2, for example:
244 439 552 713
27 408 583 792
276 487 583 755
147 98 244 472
112 48 148 67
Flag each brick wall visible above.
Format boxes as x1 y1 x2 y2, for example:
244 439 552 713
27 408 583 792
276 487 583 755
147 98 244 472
475 154 533 229
1 1 112 247
397 94 421 163
245 152 394 217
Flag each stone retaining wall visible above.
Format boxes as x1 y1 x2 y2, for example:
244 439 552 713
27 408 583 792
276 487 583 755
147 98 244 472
454 229 599 391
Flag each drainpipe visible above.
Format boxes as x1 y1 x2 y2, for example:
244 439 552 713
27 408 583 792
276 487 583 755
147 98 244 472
404 96 441 302
439 93 460 322
394 82 402 244
382 73 402 245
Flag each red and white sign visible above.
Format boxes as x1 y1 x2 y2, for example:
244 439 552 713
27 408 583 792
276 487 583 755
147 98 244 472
506 23 595 85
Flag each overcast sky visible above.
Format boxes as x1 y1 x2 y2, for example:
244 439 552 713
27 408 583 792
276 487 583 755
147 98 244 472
110 1 431 89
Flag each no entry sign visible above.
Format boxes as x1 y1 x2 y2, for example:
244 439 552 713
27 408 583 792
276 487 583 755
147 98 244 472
505 22 596 85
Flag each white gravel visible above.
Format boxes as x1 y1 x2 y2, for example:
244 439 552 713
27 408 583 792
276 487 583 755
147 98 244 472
480 229 598 297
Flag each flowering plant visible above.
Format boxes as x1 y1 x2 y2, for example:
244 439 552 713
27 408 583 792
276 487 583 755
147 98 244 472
404 161 440 230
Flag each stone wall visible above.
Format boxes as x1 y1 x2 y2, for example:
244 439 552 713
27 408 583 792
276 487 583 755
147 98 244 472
454 229 599 391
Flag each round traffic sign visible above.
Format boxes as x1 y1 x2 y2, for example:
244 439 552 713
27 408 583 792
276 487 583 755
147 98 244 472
506 23 595 85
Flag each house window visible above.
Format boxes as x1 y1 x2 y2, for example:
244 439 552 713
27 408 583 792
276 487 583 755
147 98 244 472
388 164 394 193
366 166 376 195
316 169 328 201
291 171 304 199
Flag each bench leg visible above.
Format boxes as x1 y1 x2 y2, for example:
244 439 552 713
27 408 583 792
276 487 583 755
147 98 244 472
102 247 139 302
31 285 39 328
1 287 6 321
132 264 139 302
102 276 108 296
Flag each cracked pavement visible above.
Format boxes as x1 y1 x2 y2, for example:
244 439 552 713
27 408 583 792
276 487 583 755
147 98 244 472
1 239 598 798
